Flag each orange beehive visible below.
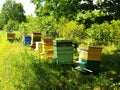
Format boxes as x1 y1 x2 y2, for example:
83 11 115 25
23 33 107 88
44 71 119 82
7 32 15 42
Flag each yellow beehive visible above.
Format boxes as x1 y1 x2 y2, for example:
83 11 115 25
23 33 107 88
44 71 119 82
78 45 102 61
79 53 88 60
42 38 55 58
43 38 54 46
88 47 102 61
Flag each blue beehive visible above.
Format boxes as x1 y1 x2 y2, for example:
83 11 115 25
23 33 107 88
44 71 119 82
24 35 31 45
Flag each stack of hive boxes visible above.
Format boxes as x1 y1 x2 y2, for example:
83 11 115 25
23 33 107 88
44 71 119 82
6 32 15 42
24 35 31 45
53 39 73 64
31 32 41 49
42 38 55 58
76 45 102 74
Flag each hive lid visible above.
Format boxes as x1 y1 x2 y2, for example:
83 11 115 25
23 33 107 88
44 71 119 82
32 32 41 34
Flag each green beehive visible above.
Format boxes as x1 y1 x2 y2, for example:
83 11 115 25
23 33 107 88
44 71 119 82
53 39 73 64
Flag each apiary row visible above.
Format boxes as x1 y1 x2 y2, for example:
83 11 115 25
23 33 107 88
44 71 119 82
6 32 102 74
34 38 73 65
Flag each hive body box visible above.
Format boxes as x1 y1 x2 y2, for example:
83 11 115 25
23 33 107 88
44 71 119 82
53 40 73 64
7 32 15 42
78 46 102 61
42 38 55 58
76 45 102 74
24 35 31 45
31 33 41 49
34 42 43 53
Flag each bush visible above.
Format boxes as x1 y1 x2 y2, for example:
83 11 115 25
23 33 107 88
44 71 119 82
59 20 85 43
3 20 19 31
86 20 120 45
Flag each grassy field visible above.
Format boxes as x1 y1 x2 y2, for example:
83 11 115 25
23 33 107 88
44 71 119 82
0 31 120 90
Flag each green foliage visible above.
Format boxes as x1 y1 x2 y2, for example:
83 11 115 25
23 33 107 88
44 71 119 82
109 20 120 45
15 31 23 41
85 20 120 45
98 0 120 19
0 13 7 29
76 10 107 28
54 17 69 37
3 20 19 31
19 22 30 35
102 44 117 55
31 0 97 20
1 0 26 23
59 20 85 43
19 16 41 35
39 16 58 37
86 22 110 45
0 42 36 89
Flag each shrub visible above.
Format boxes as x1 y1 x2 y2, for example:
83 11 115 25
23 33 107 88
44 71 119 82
3 20 19 31
59 20 85 43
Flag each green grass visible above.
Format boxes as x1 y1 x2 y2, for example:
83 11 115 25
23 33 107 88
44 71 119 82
0 31 120 90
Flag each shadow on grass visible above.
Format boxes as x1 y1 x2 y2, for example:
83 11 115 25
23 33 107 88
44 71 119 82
100 52 120 82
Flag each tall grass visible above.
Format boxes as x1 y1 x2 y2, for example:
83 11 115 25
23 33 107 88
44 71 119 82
0 40 35 89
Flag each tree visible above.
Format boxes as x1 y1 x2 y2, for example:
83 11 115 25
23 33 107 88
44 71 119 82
0 13 7 29
76 10 110 28
19 16 42 35
59 21 85 42
97 0 120 19
31 0 97 20
1 0 26 23
3 20 19 31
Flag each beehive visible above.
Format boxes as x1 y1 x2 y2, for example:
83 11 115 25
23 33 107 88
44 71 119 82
24 35 31 45
7 32 15 42
31 33 41 49
42 38 55 58
76 45 102 74
78 46 102 61
53 39 73 64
